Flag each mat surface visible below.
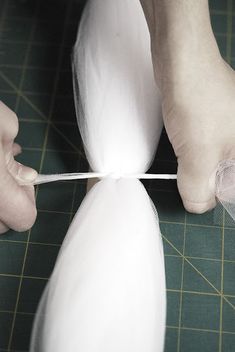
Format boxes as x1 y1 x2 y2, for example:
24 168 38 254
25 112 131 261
0 0 235 351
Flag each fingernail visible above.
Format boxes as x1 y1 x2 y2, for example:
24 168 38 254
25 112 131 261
17 163 38 183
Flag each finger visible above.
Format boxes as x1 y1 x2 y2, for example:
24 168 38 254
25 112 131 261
0 177 37 232
0 101 19 141
0 154 37 232
22 184 35 204
6 154 38 185
12 143 22 156
14 162 38 185
0 221 9 234
177 147 220 214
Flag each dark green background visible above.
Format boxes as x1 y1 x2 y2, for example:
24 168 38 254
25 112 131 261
0 0 235 351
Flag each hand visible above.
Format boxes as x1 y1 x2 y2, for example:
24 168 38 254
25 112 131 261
140 0 235 213
0 101 38 233
158 56 235 213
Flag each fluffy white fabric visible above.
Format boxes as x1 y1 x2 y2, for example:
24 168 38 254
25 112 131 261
216 159 235 220
30 0 166 351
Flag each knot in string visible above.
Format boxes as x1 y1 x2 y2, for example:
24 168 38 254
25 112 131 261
107 173 122 180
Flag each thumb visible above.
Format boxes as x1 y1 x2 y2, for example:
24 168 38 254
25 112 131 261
14 162 38 186
5 148 38 186
177 149 219 214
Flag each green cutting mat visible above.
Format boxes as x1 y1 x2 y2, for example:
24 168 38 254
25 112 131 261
0 0 235 351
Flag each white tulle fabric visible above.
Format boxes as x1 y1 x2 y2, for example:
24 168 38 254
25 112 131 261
30 0 166 351
216 160 235 220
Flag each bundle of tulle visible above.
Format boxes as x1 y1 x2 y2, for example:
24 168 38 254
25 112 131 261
30 0 166 351
215 159 235 220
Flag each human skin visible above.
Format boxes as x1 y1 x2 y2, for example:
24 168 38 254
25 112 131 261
0 101 37 233
140 0 235 213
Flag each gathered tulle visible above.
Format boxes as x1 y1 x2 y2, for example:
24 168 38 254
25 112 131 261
216 159 235 220
30 179 166 351
72 0 162 174
30 0 166 351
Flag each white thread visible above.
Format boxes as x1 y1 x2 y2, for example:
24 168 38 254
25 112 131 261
23 172 177 186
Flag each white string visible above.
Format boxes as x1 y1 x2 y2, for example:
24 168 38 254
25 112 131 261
29 172 177 185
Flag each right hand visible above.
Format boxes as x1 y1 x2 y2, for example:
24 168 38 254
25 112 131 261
157 56 235 213
140 0 235 214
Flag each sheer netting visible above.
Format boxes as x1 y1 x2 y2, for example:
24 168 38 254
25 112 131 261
216 159 235 220
30 1 166 351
